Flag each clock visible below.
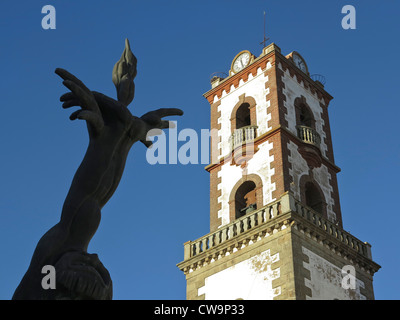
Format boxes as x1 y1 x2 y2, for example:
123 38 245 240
232 51 251 73
292 52 308 73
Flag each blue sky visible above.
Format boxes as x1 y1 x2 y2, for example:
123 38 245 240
0 0 399 300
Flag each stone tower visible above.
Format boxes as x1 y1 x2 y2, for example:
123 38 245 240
177 43 380 300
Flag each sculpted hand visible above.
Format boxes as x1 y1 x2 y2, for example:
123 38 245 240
55 68 183 147
139 108 184 148
55 68 105 136
55 68 136 138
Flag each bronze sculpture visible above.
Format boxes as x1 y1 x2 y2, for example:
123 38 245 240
12 39 183 299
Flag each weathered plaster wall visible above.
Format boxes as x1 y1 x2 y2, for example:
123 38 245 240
287 141 336 222
279 63 328 157
212 62 275 227
198 249 281 300
215 63 272 159
217 140 275 226
302 246 366 300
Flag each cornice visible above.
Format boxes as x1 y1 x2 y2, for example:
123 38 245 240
274 50 334 106
177 209 380 276
203 45 334 107
203 50 275 104
204 126 341 174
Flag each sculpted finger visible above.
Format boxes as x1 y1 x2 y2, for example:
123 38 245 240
60 92 81 108
60 92 77 102
62 80 97 111
76 110 104 130
160 120 175 129
155 108 184 118
55 68 91 94
69 109 82 120
62 99 81 109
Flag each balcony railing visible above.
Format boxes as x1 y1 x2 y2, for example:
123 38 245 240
229 125 258 150
297 125 321 147
179 193 373 269
184 196 284 260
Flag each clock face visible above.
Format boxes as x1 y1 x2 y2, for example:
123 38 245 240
233 52 250 73
292 53 307 73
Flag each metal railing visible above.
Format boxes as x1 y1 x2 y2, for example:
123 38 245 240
310 74 326 86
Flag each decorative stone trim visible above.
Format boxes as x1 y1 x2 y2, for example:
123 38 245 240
230 94 257 134
203 54 273 104
177 193 380 276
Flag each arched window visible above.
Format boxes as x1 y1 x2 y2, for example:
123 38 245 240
295 97 320 147
235 103 251 129
304 181 324 214
299 104 314 128
230 96 257 134
234 181 257 219
294 96 315 129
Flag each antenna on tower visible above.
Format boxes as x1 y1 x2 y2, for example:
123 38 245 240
260 11 270 48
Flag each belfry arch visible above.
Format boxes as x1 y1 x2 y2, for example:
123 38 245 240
229 174 263 221
299 174 327 217
230 95 257 133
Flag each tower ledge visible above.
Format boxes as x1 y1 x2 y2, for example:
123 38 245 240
177 193 380 277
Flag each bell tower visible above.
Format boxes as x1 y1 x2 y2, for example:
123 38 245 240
177 43 380 300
